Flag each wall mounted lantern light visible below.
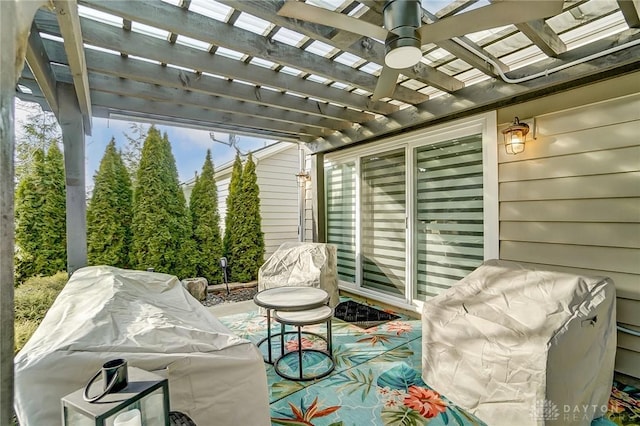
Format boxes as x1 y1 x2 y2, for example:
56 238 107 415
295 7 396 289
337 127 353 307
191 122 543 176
501 117 530 155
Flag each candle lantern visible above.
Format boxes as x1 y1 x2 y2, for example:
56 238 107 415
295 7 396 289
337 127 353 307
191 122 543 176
61 366 169 426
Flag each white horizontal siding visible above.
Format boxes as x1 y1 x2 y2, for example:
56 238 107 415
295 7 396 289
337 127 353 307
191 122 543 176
618 325 640 351
500 198 640 222
217 177 231 236
255 145 300 258
499 146 640 182
616 348 640 378
184 143 305 260
500 222 640 249
500 172 640 201
498 93 640 377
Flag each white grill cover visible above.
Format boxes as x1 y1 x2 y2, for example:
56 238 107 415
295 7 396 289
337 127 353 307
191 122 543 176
422 260 616 426
14 266 270 426
258 242 339 308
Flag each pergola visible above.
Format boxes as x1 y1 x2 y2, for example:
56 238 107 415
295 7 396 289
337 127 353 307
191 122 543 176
1 0 639 423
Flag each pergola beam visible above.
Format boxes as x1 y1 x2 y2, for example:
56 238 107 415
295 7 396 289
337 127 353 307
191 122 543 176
53 0 92 134
89 91 330 139
52 68 352 131
93 107 305 142
80 0 427 105
25 23 59 116
617 0 640 28
310 30 640 152
435 0 479 18
516 19 567 57
41 39 373 124
436 36 510 77
217 0 464 93
34 11 399 115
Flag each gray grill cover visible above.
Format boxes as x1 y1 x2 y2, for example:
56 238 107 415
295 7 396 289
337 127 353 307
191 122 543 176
258 242 339 308
14 266 270 426
422 259 616 425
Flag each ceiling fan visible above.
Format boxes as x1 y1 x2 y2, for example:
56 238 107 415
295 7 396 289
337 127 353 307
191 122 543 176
278 0 564 101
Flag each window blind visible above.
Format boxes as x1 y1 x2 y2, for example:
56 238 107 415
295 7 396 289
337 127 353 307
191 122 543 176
415 135 484 299
361 149 406 296
326 162 356 283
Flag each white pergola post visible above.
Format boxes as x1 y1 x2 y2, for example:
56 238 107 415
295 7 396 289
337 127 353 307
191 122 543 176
1 1 49 422
0 3 19 422
58 82 87 274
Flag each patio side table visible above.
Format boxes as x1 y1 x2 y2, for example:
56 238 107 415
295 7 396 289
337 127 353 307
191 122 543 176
273 305 335 381
253 286 329 364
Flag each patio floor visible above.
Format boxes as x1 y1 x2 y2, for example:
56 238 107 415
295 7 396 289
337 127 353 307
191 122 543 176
209 297 639 426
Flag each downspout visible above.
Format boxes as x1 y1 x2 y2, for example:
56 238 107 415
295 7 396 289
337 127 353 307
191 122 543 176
296 144 308 242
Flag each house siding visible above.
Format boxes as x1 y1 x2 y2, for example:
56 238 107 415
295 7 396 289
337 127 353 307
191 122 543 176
498 92 640 378
255 146 300 256
191 143 302 261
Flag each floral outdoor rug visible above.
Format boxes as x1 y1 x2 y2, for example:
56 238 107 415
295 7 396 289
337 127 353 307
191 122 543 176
594 380 640 426
219 298 640 426
333 300 400 329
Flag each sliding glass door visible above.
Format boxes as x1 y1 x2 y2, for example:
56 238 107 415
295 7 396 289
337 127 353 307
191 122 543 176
324 114 496 307
414 135 485 300
360 149 406 296
326 162 356 283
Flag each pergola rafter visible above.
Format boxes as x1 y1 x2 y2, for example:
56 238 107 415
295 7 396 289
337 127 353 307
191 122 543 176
3 2 640 425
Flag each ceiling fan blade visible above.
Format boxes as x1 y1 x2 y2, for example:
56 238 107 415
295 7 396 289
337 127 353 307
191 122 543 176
372 66 400 101
418 1 564 45
278 1 389 41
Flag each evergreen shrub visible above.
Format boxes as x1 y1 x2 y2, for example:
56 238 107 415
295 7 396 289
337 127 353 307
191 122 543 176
14 272 68 353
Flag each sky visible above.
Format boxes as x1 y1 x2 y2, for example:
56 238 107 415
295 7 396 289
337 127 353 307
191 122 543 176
15 99 278 187
85 117 275 184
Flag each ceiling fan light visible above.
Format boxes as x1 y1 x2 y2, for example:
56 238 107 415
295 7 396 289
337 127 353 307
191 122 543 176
385 45 422 69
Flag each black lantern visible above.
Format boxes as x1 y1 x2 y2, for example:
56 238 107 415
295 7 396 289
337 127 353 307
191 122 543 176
61 367 169 426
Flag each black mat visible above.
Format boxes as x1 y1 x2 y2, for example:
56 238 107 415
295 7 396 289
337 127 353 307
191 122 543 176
333 300 400 329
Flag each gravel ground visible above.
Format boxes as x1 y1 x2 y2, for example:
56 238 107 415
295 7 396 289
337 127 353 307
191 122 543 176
202 286 257 307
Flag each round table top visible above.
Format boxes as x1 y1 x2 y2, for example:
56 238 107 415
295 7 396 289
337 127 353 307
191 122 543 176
274 305 334 326
253 286 329 310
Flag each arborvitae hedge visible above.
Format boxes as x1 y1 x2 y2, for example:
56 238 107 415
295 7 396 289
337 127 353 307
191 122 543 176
223 153 244 281
41 144 67 274
87 138 133 268
165 132 198 278
131 127 195 277
14 144 67 284
235 153 264 281
14 149 47 283
190 150 223 283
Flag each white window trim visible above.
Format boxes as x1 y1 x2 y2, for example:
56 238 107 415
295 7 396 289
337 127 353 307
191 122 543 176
325 112 498 314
